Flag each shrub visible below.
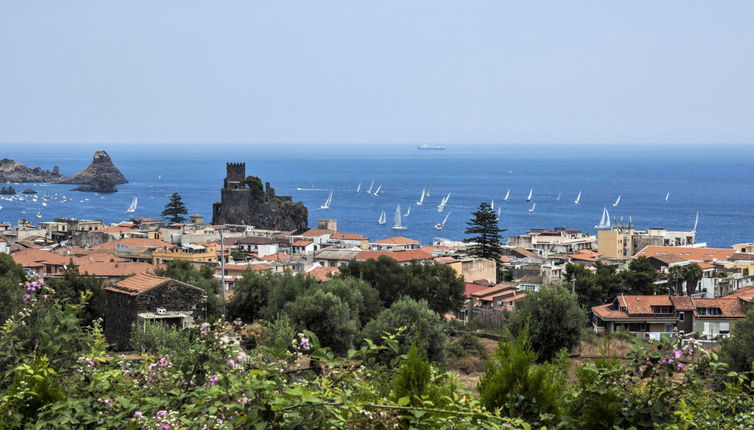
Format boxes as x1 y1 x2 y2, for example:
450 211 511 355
130 322 191 355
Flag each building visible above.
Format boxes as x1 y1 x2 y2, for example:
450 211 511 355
152 243 218 265
354 249 433 265
507 227 596 257
369 236 421 252
443 257 496 284
598 225 697 259
592 295 748 339
104 274 207 350
233 236 279 257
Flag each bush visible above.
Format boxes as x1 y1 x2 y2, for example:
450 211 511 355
130 322 192 355
361 297 446 364
721 306 754 372
260 315 297 354
282 289 358 354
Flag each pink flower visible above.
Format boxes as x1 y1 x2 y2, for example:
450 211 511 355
133 411 143 419
160 424 171 430
22 294 32 302
155 410 168 418
208 375 219 387
677 363 684 371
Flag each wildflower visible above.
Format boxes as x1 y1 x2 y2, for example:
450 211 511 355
155 410 168 419
672 349 683 359
200 322 211 335
133 411 143 419
22 294 32 302
676 363 684 371
158 358 170 367
217 418 224 425
239 394 249 404
160 424 171 430
208 375 219 387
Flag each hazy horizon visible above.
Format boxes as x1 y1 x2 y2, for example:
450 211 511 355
2 1 753 145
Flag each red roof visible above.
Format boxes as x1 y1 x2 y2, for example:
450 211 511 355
306 266 340 282
331 232 367 241
371 236 420 245
292 240 314 247
355 249 432 263
464 282 490 298
635 246 735 262
92 238 171 250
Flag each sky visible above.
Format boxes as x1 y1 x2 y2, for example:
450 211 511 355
1 1 753 145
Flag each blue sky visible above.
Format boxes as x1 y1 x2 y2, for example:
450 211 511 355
1 1 753 144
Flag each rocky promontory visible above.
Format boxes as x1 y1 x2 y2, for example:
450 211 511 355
0 159 63 183
71 179 119 193
58 151 128 189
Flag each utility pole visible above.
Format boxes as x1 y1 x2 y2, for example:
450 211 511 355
219 227 226 301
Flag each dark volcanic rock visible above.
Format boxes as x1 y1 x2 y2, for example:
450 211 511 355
0 159 64 183
58 151 128 185
22 189 37 194
0 186 16 195
72 179 118 193
212 163 308 230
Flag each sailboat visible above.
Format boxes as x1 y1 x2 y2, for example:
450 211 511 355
426 186 432 197
437 192 451 212
416 188 426 205
692 211 699 233
556 192 561 201
490 199 494 210
320 191 333 209
435 212 450 230
526 189 533 202
35 211 42 219
126 197 138 213
574 191 581 204
613 195 621 207
404 206 411 217
665 192 670 202
528 202 536 212
376 210 387 225
367 179 375 194
373 184 382 196
594 207 611 229
504 189 510 201
392 205 407 230
356 183 361 193
496 208 501 221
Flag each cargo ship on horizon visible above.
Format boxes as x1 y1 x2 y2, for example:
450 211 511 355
417 144 446 150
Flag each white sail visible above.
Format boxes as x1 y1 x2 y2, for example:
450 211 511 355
692 211 699 233
426 186 432 197
377 210 386 225
496 208 501 221
36 211 42 219
613 195 621 207
373 184 382 196
404 206 411 217
574 191 581 204
490 199 494 210
435 211 451 230
556 192 561 201
528 202 536 212
665 192 670 201
320 191 333 209
367 179 375 194
504 189 510 201
595 206 611 229
437 192 451 212
126 197 138 213
356 183 361 193
392 205 407 230
416 188 425 205
526 189 533 202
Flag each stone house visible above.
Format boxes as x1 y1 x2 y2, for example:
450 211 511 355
104 274 207 350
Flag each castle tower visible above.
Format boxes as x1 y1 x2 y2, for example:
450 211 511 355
224 162 246 189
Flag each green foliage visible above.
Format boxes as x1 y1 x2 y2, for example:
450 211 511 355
361 297 447 364
621 256 659 295
0 253 26 323
477 328 564 426
565 261 622 309
155 260 223 320
566 358 624 429
390 344 432 405
160 192 188 224
48 263 105 326
227 269 316 323
721 306 754 372
242 175 263 193
230 250 245 261
0 355 65 427
682 263 703 296
129 321 192 356
447 334 488 374
260 315 297 353
283 289 359 353
463 202 505 269
339 256 465 314
508 286 585 362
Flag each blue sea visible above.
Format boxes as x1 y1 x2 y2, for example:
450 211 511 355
1 143 753 248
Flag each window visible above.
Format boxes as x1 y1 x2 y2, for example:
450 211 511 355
679 312 684 321
698 307 722 316
651 306 674 314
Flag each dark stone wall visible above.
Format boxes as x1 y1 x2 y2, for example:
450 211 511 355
212 185 308 231
104 290 137 351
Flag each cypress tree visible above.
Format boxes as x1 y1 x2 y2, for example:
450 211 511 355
463 201 505 263
161 192 188 224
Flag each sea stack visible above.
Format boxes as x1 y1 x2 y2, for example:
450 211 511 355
60 151 128 193
212 162 308 230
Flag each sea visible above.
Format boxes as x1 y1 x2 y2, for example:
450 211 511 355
1 143 753 249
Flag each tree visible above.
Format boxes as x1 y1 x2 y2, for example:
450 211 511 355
721 306 754 372
667 265 686 295
508 287 585 362
339 256 405 307
0 253 27 322
283 289 358 353
161 192 188 224
361 297 447 364
620 257 658 295
682 263 703 296
48 262 106 326
565 262 621 309
464 202 505 265
477 328 565 426
226 270 277 323
318 278 382 327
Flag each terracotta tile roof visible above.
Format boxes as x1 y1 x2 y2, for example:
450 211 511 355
355 249 433 263
510 247 540 259
471 284 518 299
292 240 314 247
105 274 170 295
434 256 459 264
517 275 543 284
670 296 695 311
258 252 289 262
77 261 156 277
306 266 340 282
331 232 367 241
725 286 754 300
635 246 735 262
371 236 421 245
692 297 747 318
300 229 335 238
12 248 71 267
464 282 490 298
592 295 747 321
223 264 273 272
92 238 171 250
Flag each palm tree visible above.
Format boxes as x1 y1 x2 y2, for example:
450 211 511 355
668 265 686 295
683 263 703 296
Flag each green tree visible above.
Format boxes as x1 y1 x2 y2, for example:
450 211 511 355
508 286 585 362
682 263 703 296
259 272 316 321
667 265 686 295
339 256 405 307
721 306 754 372
477 328 565 426
155 260 222 320
620 257 658 295
226 269 276 323
318 278 382 327
0 253 27 322
161 192 189 224
463 202 505 268
48 262 105 326
565 262 622 309
242 175 264 193
283 289 358 353
361 297 446 364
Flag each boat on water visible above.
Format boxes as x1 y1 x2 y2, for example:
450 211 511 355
35 211 42 219
435 211 450 230
376 210 387 225
490 199 494 210
504 189 510 201
392 205 407 230
426 186 432 197
528 202 536 212
595 206 611 229
366 179 375 194
437 192 451 212
665 192 670 202
556 192 561 201
126 197 138 213
496 208 501 221
356 183 361 193
574 191 581 205
613 195 621 207
372 184 382 196
526 189 533 202
417 144 446 150
692 211 699 233
404 206 411 217
296 186 318 191
320 191 333 209
416 188 425 205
